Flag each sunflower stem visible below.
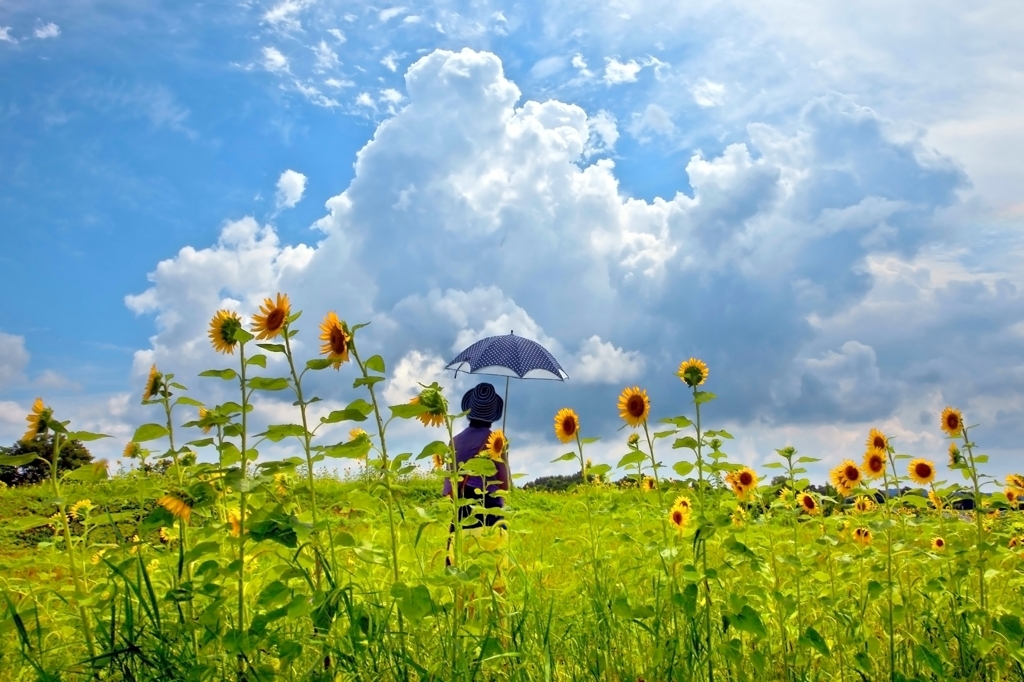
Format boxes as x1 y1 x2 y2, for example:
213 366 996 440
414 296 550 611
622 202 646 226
236 339 250 662
960 425 987 612
690 384 713 682
881 460 896 682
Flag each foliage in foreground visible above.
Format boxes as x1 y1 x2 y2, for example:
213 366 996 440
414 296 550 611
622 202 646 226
1 293 1023 682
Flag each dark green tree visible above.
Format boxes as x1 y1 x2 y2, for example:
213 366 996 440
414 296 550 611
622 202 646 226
0 435 94 486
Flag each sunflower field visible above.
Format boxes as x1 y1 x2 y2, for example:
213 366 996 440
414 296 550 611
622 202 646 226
2 293 1024 682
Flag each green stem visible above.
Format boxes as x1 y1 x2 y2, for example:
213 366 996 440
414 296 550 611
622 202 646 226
960 425 986 611
692 385 713 682
237 341 250 640
881 464 895 682
282 327 317 528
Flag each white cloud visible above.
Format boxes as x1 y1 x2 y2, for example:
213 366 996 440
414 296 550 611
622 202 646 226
263 0 312 32
571 53 592 78
36 370 81 391
293 80 339 107
355 92 375 108
692 79 725 107
586 109 619 154
262 46 289 73
0 332 29 390
382 350 463 405
275 169 307 210
629 103 676 141
403 15 422 24
380 88 403 104
569 336 645 384
530 56 565 79
0 27 15 43
34 22 60 39
327 28 346 43
381 51 402 72
312 40 339 71
379 7 406 22
603 57 642 84
324 77 354 89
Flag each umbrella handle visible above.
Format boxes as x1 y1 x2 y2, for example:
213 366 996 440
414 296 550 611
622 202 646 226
502 376 513 493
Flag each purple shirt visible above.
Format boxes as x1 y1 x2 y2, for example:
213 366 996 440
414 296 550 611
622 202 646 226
442 425 510 504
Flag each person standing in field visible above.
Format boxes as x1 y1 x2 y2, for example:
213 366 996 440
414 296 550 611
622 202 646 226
443 382 510 584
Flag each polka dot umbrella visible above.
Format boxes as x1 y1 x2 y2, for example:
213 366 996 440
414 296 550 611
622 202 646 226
445 331 568 432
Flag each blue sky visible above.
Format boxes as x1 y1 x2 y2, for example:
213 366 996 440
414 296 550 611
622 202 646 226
2 0 1023 482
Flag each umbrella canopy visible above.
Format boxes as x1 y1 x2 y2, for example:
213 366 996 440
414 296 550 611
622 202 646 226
445 333 569 381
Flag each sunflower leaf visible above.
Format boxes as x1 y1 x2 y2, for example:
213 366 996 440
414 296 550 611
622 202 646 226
174 396 204 408
67 431 110 442
694 391 717 405
258 424 308 442
306 359 334 371
461 458 497 478
322 437 372 460
320 408 369 424
351 322 371 332
0 454 44 467
188 438 215 448
257 343 286 353
389 403 431 419
133 423 169 443
417 441 449 461
672 436 700 451
581 437 601 444
64 462 109 483
659 416 693 428
617 452 647 468
248 377 289 391
365 355 386 374
353 376 385 389
552 452 578 463
652 430 678 439
673 461 695 477
796 456 820 463
233 328 255 344
246 354 267 368
199 368 238 381
588 463 612 478
799 627 830 657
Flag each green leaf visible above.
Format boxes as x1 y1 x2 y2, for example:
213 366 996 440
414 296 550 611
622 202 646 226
672 436 700 451
65 430 109 443
673 461 695 477
552 452 579 463
248 377 289 391
588 463 612 478
460 458 498 478
246 354 267 368
580 436 601 444
617 451 647 468
233 327 254 344
365 355 386 373
731 605 766 638
389 403 431 419
173 396 204 408
417 441 449 461
393 583 433 623
188 438 215 448
694 391 717 405
322 438 372 460
707 429 734 439
762 462 784 469
199 368 238 381
796 456 820 463
799 627 830 657
610 595 632 619
321 408 369 424
0 454 43 467
133 423 169 443
305 358 334 371
351 321 371 332
652 430 678 439
659 416 693 428
64 462 109 482
248 511 298 548
257 343 286 353
354 376 386 389
258 424 308 443
11 515 54 531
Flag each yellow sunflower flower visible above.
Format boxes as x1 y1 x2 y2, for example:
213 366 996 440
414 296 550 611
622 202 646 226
865 428 889 453
411 384 447 428
122 442 140 460
228 510 242 538
669 505 690 531
21 397 51 443
158 527 171 545
196 407 213 434
797 493 819 515
673 495 693 513
274 473 289 496
1006 474 1024 491
617 386 650 427
853 527 872 547
928 489 944 511
727 467 758 500
908 459 936 485
931 537 946 551
432 453 443 470
641 476 656 492
208 309 243 354
553 408 580 444
677 357 709 387
830 460 863 497
627 432 640 447
853 496 876 513
484 430 507 461
318 312 351 369
142 364 162 402
251 292 290 340
348 428 367 441
1006 488 1019 507
90 551 104 565
158 494 192 523
862 448 886 479
940 406 963 437
947 443 962 467
69 499 93 521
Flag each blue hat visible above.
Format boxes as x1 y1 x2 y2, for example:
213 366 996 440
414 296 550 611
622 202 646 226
461 382 504 423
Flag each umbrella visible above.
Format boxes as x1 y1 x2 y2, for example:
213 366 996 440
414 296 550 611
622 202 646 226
445 331 568 432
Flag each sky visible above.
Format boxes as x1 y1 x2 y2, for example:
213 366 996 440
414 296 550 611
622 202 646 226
1 0 1023 485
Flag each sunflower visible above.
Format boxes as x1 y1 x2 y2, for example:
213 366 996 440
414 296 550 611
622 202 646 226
21 397 51 443
928 489 944 511
732 505 747 527
1006 488 1019 507
862 449 886 479
1006 474 1024 491
797 493 819 515
1010 537 1020 549
158 527 171 545
69 499 93 521
948 443 962 467
318 312 351 369
208 310 242 354
727 467 759 500
411 384 447 428
830 460 863 496
627 432 640 448
853 527 872 547
90 551 104 565
123 442 141 460
929 536 946 551
779 487 795 503
251 292 290 340
432 453 443 470
197 407 213 434
940 407 963 437
673 495 693 513
158 494 192 523
274 473 289 496
908 458 936 485
228 510 242 537
142 364 163 402
484 430 507 461
865 428 889 453
554 408 580 444
617 386 650 427
677 357 709 387
349 428 367 441
669 505 690 531
410 396 445 428
641 476 657 492
853 496 876 514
